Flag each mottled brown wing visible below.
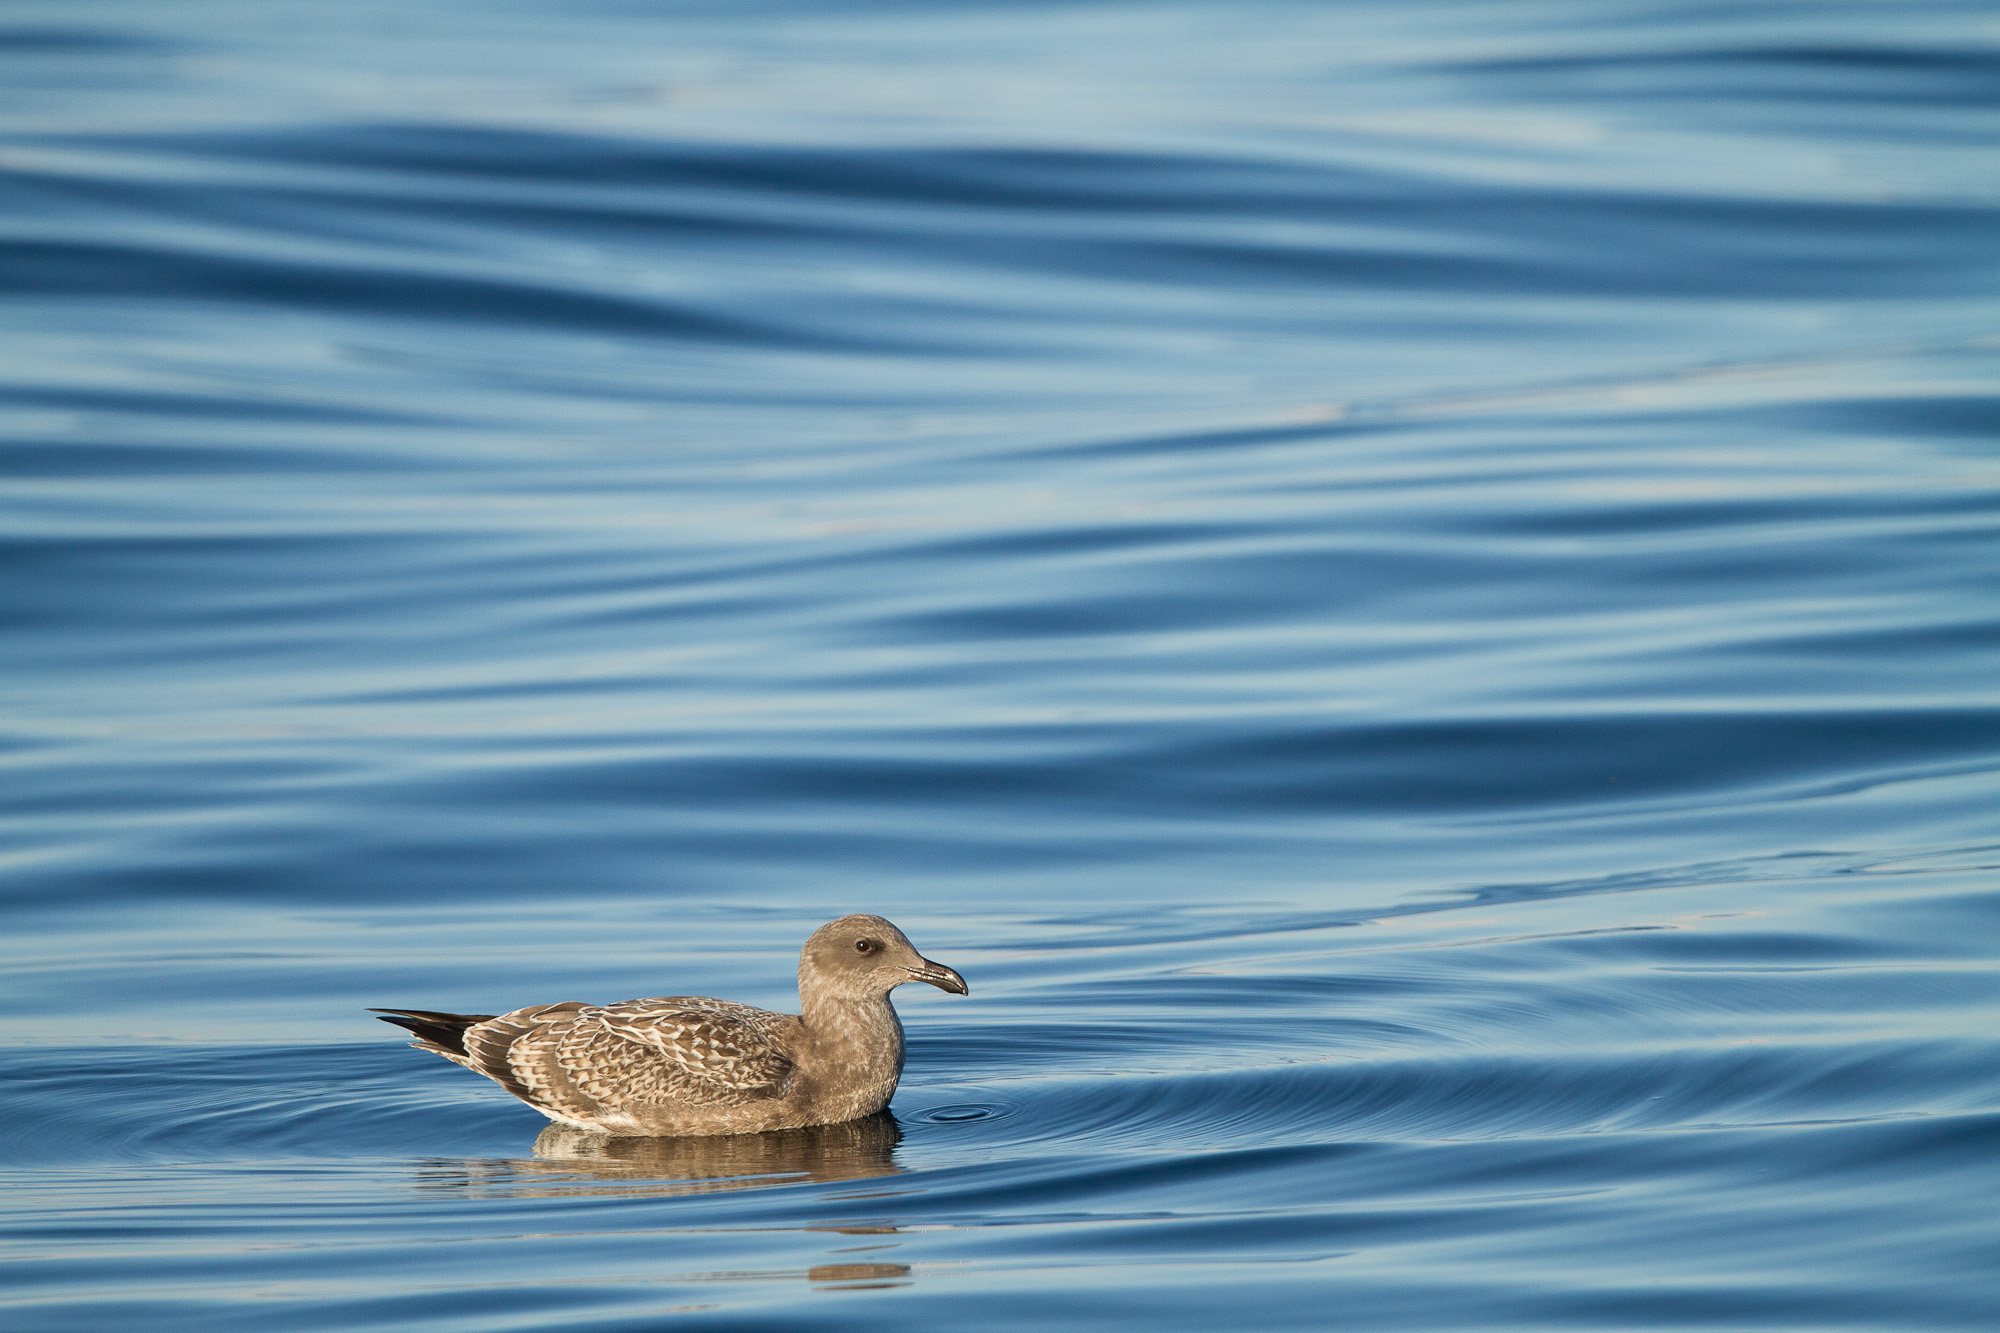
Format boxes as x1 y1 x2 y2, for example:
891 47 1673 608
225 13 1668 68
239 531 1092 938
457 1002 592 1117
554 997 795 1109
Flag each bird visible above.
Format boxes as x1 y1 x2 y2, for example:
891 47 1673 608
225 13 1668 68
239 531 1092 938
370 914 967 1136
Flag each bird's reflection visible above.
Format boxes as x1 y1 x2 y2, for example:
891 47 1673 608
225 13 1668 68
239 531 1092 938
416 1111 905 1200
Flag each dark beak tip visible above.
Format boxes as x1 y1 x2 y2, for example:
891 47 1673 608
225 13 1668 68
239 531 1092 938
914 963 968 996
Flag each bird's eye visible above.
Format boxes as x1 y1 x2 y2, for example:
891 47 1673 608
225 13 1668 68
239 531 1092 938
855 938 879 954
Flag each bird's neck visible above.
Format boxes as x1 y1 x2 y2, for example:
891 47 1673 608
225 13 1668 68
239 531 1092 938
800 987 905 1080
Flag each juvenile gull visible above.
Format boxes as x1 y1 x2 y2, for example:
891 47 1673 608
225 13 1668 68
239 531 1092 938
371 915 967 1136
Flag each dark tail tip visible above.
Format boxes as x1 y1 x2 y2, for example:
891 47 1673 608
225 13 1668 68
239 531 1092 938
368 1008 497 1057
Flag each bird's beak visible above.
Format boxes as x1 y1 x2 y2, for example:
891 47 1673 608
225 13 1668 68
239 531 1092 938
904 960 969 995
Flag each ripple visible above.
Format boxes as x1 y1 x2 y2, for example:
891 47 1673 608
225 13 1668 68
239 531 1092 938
913 1103 1011 1124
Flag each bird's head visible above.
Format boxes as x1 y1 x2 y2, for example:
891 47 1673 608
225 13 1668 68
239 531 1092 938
799 914 968 1002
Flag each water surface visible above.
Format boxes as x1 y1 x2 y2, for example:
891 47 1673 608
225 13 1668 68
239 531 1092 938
5 1 1999 1329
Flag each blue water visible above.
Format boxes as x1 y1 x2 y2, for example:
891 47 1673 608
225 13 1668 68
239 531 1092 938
5 0 1999 1328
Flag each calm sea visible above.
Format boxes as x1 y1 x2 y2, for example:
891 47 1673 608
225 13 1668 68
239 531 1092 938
5 1 1999 1329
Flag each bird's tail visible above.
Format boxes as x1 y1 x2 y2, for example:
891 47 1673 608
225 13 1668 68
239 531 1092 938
368 1008 497 1057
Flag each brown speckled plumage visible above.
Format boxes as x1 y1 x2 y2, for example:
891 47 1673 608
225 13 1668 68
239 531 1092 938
372 915 967 1136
